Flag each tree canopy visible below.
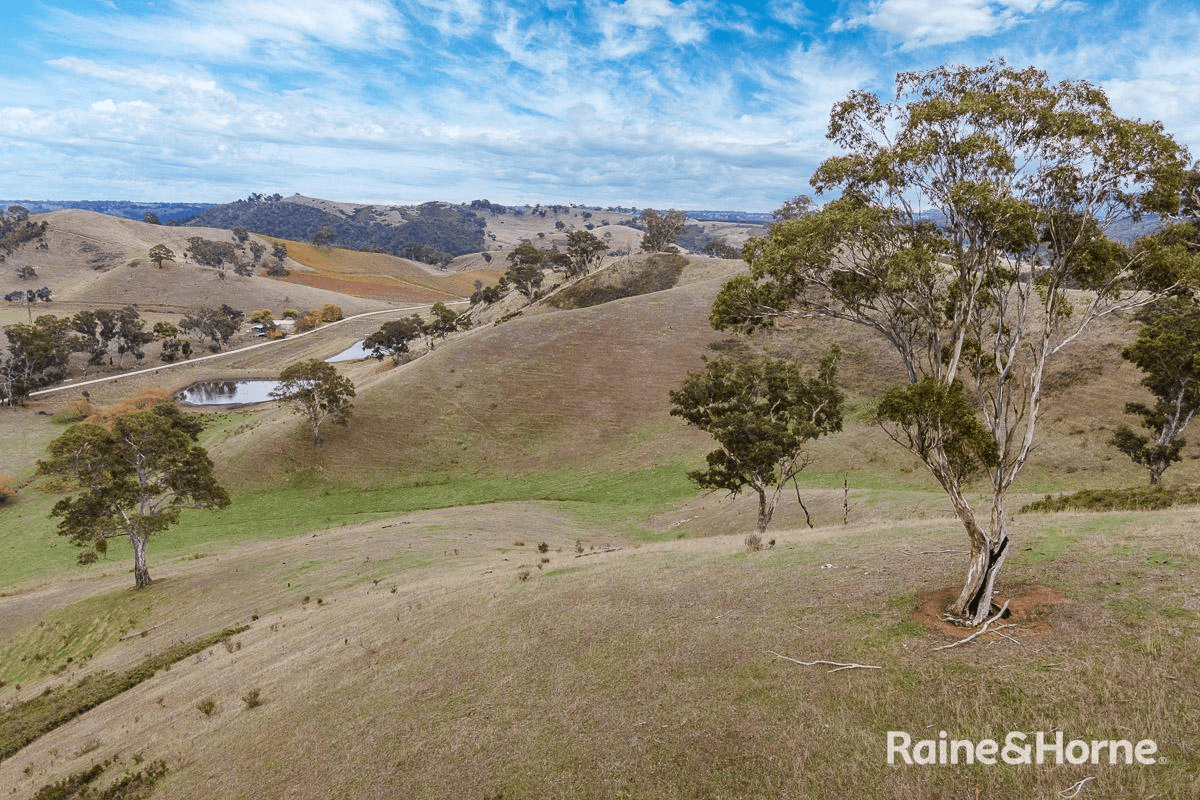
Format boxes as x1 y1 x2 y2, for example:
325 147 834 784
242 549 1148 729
270 359 355 446
670 350 843 535
711 61 1196 625
640 209 687 253
364 316 423 364
1111 298 1200 485
37 403 230 588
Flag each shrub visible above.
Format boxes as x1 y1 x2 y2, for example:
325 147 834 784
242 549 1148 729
536 542 549 553
745 534 763 553
319 304 343 322
196 698 216 717
1020 486 1200 513
0 475 17 504
242 688 263 709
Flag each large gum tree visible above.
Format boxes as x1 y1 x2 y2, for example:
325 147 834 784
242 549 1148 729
711 62 1195 625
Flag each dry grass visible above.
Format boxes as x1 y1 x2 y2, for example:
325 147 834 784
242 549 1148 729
1 507 1196 799
3 212 1200 798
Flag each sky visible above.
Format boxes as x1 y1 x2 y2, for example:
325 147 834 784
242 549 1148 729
1 0 1198 211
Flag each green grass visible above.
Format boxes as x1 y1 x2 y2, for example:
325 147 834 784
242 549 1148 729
0 625 246 761
0 588 157 685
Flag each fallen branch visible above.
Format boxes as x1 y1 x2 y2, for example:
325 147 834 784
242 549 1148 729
1058 775 1095 799
767 651 881 672
933 601 1011 651
575 546 623 558
118 622 167 641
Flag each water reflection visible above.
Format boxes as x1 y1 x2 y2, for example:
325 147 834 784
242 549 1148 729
178 379 282 406
326 340 372 362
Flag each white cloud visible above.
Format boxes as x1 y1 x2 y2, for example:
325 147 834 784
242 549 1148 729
834 0 1064 49
594 0 709 58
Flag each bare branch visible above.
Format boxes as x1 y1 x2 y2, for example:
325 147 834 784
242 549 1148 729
1058 776 1095 799
767 651 881 672
933 601 1011 650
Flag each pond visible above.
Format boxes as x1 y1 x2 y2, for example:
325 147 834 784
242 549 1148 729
326 340 373 362
177 379 282 406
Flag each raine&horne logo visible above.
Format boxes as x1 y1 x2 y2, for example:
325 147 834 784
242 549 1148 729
886 730 1159 766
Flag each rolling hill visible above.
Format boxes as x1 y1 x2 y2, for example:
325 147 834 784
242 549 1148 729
0 206 1198 799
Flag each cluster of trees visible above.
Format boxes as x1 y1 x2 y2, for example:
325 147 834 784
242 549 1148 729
189 197 486 263
1 305 171 402
0 205 49 260
687 61 1199 626
364 303 463 364
71 307 153 367
179 305 244 351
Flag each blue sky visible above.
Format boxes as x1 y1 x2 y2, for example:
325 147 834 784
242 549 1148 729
2 0 1198 210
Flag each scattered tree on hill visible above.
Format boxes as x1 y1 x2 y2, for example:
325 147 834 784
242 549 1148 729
179 304 244 351
772 195 815 221
640 208 687 253
671 350 843 534
320 304 343 323
470 280 502 306
38 402 230 588
710 61 1195 625
184 237 237 269
310 225 336 247
1 315 78 404
270 359 355 447
267 242 290 276
702 240 741 259
364 316 423 364
143 212 160 225
1111 298 1200 485
15 264 36 280
148 244 175 269
0 205 48 258
506 243 545 301
564 230 607 277
0 473 15 504
426 302 463 342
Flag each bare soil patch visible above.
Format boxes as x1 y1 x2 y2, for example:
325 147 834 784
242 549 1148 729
914 584 1068 637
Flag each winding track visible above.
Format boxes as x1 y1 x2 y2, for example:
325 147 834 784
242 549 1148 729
27 301 468 399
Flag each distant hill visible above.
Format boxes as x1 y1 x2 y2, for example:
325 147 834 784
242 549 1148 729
188 194 487 265
0 200 214 224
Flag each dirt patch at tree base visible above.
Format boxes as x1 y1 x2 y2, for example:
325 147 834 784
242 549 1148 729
914 584 1067 638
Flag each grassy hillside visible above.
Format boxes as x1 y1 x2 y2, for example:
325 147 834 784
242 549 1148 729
2 219 1200 798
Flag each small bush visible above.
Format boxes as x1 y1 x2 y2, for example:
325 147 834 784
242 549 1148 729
516 568 531 582
196 699 216 717
513 539 525 547
241 689 263 709
745 534 763 553
536 542 550 553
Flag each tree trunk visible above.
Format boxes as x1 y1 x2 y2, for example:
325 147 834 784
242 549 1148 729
131 533 152 588
942 484 1009 626
756 488 772 534
1149 462 1164 486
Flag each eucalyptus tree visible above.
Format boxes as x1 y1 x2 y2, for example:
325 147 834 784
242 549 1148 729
270 359 355 447
711 62 1195 625
38 403 230 588
670 349 843 535
1111 298 1200 485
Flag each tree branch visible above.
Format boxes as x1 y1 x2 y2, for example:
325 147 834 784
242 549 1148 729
766 651 881 672
933 600 1011 650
